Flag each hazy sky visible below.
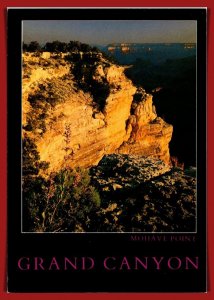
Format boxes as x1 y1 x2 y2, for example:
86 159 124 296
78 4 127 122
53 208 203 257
23 20 196 44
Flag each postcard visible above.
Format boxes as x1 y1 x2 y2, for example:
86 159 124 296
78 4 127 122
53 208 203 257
7 8 207 292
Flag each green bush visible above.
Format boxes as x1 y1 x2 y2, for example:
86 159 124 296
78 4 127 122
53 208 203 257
71 60 110 111
23 41 41 52
23 167 101 232
22 136 45 176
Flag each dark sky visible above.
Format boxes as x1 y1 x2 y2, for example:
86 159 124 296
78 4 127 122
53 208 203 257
23 20 196 44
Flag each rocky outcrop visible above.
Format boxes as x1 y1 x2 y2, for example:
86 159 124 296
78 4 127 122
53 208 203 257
90 154 171 191
22 51 173 173
118 88 173 163
90 154 196 232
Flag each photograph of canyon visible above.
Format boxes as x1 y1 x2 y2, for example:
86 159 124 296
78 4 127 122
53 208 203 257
22 19 197 233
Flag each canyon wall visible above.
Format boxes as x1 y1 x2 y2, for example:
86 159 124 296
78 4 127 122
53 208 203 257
22 51 173 173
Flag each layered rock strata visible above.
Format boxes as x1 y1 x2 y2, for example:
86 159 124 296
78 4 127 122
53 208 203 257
22 51 173 172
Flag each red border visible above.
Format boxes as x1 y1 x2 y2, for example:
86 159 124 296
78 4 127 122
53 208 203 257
1 0 213 299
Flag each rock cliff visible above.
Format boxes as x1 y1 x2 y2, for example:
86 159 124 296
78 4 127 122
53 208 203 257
22 51 173 173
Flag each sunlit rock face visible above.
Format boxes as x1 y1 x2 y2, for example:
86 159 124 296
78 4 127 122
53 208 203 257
22 51 173 173
118 90 173 164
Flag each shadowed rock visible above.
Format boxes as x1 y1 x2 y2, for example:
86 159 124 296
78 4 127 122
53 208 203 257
90 154 196 232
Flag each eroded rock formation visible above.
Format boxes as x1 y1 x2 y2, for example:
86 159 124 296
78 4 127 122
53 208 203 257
22 51 173 173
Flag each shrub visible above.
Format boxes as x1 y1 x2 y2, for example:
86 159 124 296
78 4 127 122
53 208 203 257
22 136 41 176
23 167 101 232
24 41 41 52
44 41 68 52
71 60 110 111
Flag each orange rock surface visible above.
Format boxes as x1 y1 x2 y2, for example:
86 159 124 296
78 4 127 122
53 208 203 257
22 52 173 172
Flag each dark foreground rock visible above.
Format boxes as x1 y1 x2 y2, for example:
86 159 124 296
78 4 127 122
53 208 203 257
91 154 171 191
90 154 196 232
